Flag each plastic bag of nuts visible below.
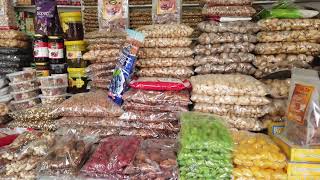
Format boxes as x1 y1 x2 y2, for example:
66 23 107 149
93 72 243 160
255 42 320 55
258 19 320 31
194 62 256 75
84 30 127 39
199 32 257 45
87 62 117 72
202 5 256 17
194 53 255 66
83 49 120 61
137 57 195 67
253 54 314 68
7 120 57 131
222 115 265 131
257 30 320 43
119 110 178 123
194 42 255 55
85 38 125 45
191 94 270 106
138 48 193 58
122 101 188 112
202 0 252 5
87 43 122 50
137 24 194 38
89 56 118 63
137 67 194 79
262 79 290 99
8 105 58 122
0 39 29 48
0 30 29 41
198 21 259 34
152 0 181 24
143 38 192 48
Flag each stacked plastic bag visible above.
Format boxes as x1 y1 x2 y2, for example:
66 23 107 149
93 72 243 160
83 30 126 89
81 7 98 33
190 74 271 131
254 19 320 78
0 76 11 105
178 112 233 179
130 9 152 29
232 131 287 180
136 24 194 79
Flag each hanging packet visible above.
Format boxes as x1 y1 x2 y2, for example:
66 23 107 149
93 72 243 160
152 0 181 24
108 29 145 105
0 0 18 29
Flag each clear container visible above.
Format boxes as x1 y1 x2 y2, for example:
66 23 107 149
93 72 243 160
11 88 40 101
0 94 12 103
10 97 40 111
40 86 68 96
6 69 37 83
60 12 84 41
65 40 87 68
9 79 39 92
40 94 69 105
0 86 9 96
38 74 68 87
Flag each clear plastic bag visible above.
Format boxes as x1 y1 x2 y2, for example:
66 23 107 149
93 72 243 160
233 167 287 180
129 77 191 91
194 103 270 118
202 5 256 17
253 54 314 68
152 0 181 24
137 57 195 67
191 94 270 106
284 68 320 146
88 56 118 63
119 110 178 123
84 30 127 39
87 62 117 72
190 74 270 96
257 29 320 43
0 30 28 41
0 0 18 28
7 120 57 131
123 89 190 106
122 101 188 112
268 99 287 117
8 105 58 122
255 42 320 55
202 0 252 5
2 156 41 179
194 42 255 55
143 37 191 48
262 79 290 98
197 21 259 34
258 18 320 31
87 43 123 50
137 24 193 38
194 62 256 75
85 38 125 45
0 48 29 55
83 49 120 61
194 53 255 66
137 67 194 79
199 32 257 45
0 103 9 116
0 39 29 48
138 47 193 58
53 90 124 117
223 115 265 131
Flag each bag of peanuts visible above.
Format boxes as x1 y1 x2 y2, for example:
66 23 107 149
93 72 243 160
137 57 195 67
198 32 257 45
123 101 188 112
194 53 255 66
143 38 192 48
194 62 256 75
258 19 320 31
119 110 178 123
262 79 290 98
202 0 252 5
194 42 255 55
222 115 265 131
137 67 194 79
137 24 194 38
198 21 259 34
138 47 193 58
202 5 256 17
255 42 320 55
257 29 320 43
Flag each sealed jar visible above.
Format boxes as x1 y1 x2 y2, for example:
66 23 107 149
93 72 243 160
35 62 50 77
60 12 84 41
67 67 88 93
33 34 49 63
48 36 65 64
65 40 87 68
50 63 68 74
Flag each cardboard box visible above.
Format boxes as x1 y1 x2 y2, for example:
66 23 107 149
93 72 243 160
268 122 285 139
288 176 320 180
288 162 320 176
273 134 320 163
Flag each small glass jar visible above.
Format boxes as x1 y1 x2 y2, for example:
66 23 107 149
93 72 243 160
48 36 65 64
33 34 49 63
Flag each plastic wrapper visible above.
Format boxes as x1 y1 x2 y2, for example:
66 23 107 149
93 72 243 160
38 135 93 176
202 5 256 17
194 103 270 118
0 48 28 55
87 62 116 72
83 49 120 61
190 74 270 96
137 67 194 79
138 47 193 58
194 53 255 66
222 115 265 131
88 56 118 63
194 42 255 55
268 99 287 117
233 167 287 180
84 30 127 39
129 77 191 91
0 39 29 48
123 101 188 112
6 70 36 83
137 57 195 68
40 86 67 96
143 38 191 48
123 89 190 106
255 42 320 55
7 120 57 131
257 29 320 43
123 139 178 179
253 54 314 69
10 88 39 101
85 38 125 45
284 68 320 146
9 80 38 92
202 0 251 5
258 18 320 31
90 69 114 79
152 0 181 24
0 54 31 63
53 90 123 117
2 156 41 179
87 43 122 50
191 94 270 106
137 24 193 38
8 105 58 122
38 74 68 87
262 79 290 98
199 32 257 45
90 79 111 89
119 110 178 123
97 0 128 30
0 0 18 28
198 21 259 34
178 112 233 179
194 62 256 75
0 30 28 40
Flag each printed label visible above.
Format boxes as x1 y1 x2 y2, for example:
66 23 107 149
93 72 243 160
34 41 49 58
36 70 50 77
102 0 123 21
67 50 82 60
287 83 314 125
68 68 86 88
49 42 64 59
157 0 177 15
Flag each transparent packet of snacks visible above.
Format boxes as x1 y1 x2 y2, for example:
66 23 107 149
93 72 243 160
202 0 252 5
137 57 195 68
194 53 255 66
136 24 193 38
137 67 194 79
197 21 259 34
98 0 129 30
202 5 256 17
122 101 189 112
194 62 256 75
119 110 178 123
129 77 191 91
284 68 320 146
152 0 181 24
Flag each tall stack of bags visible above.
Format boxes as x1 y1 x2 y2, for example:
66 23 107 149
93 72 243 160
83 30 126 90
254 19 320 78
190 74 271 131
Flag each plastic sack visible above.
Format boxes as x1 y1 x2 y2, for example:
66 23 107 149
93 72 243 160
258 18 320 31
190 74 270 96
152 0 181 24
137 24 193 38
0 39 29 48
199 32 257 45
123 101 188 112
87 43 123 50
233 167 287 180
7 120 57 131
202 5 256 17
194 53 255 66
83 49 120 61
284 68 320 146
138 47 193 58
195 62 256 75
197 21 259 34
137 67 194 79
143 37 191 48
8 105 58 122
123 89 190 106
253 54 314 68
119 110 178 123
191 94 270 106
137 57 195 67
98 0 129 31
84 30 127 39
129 77 191 91
262 79 290 98
222 115 265 131
255 42 320 55
0 0 18 29
257 29 320 43
178 112 233 179
53 90 124 117
81 136 140 178
194 42 255 55
123 139 178 179
87 62 117 72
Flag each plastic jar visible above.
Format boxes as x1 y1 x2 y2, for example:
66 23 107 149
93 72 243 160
65 40 87 68
67 67 88 93
60 12 84 41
